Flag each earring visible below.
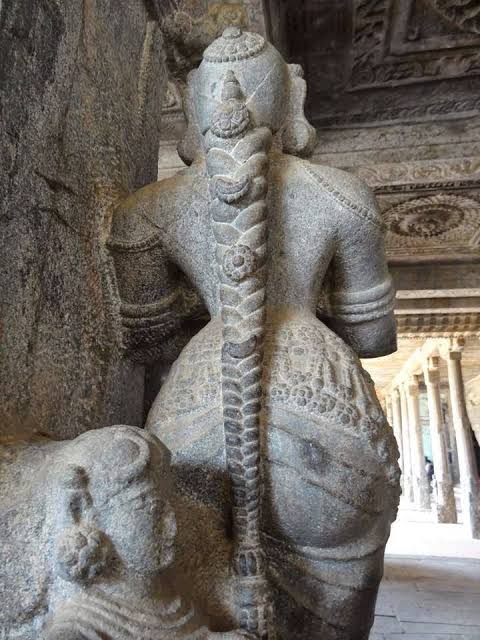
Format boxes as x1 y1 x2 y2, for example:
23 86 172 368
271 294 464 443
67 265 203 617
55 525 110 583
282 64 317 158
54 464 110 583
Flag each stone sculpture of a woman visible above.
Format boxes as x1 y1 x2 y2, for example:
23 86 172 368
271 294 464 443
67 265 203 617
109 28 401 640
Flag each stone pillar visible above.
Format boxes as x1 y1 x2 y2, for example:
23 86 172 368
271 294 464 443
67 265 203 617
406 376 431 510
385 396 393 428
399 383 414 503
391 388 404 488
446 340 480 538
0 1 168 439
424 356 457 523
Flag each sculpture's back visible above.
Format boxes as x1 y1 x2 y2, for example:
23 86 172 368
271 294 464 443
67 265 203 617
109 28 401 640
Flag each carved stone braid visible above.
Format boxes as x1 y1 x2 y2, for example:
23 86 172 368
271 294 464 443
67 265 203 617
204 70 273 638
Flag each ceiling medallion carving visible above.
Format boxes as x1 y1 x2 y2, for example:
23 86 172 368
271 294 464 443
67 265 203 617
387 194 465 238
427 0 480 35
383 194 480 256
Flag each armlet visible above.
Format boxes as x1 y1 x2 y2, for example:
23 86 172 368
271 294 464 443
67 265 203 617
120 288 204 363
325 278 395 324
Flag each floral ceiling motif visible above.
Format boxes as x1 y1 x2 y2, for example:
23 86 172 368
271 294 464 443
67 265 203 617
387 194 465 238
383 194 480 257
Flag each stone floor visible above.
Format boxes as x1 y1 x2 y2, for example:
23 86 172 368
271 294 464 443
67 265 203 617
372 504 480 639
372 556 480 639
385 499 480 559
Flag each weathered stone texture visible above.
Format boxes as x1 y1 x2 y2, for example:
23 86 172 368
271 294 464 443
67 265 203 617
0 0 167 438
1 425 252 639
110 27 400 638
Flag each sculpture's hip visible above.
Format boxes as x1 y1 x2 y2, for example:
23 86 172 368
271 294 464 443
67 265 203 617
147 310 400 639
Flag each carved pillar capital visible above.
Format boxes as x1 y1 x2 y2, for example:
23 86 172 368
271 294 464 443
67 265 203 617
438 336 465 360
406 375 420 398
425 357 440 385
448 349 462 361
447 336 465 360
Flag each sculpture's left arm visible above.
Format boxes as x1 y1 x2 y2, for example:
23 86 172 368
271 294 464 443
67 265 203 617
107 181 202 364
320 176 397 358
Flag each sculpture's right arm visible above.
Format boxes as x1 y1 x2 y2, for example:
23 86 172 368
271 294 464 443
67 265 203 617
108 181 200 363
320 176 397 359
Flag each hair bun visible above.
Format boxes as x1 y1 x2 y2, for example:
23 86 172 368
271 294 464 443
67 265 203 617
55 525 110 583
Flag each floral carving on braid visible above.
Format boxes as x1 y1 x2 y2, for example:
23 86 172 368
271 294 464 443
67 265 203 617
204 69 273 638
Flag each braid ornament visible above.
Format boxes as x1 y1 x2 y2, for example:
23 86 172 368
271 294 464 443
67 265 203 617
205 70 273 638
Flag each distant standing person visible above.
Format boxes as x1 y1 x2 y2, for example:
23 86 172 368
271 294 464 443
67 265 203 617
425 457 434 488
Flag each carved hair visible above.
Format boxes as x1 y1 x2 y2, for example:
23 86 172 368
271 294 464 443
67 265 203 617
192 30 316 636
53 427 170 584
54 464 111 584
56 524 110 583
204 70 272 637
180 63 316 166
72 425 171 504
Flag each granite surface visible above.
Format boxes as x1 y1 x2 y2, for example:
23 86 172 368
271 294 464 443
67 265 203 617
0 0 167 439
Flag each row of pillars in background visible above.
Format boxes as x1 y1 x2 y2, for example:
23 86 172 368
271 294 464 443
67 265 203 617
386 338 480 539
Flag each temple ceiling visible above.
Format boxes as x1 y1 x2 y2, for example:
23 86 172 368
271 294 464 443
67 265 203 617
266 0 480 128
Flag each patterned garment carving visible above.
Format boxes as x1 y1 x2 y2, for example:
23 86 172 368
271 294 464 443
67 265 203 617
149 311 401 636
153 313 400 490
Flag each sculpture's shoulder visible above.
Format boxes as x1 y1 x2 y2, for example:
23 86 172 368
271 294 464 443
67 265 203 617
278 155 382 229
110 160 208 248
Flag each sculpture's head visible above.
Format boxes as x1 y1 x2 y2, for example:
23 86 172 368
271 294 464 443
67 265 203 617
52 426 176 585
178 27 316 163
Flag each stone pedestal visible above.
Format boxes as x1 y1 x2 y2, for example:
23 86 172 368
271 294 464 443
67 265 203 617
406 377 431 510
424 357 457 524
400 384 414 503
446 342 480 539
